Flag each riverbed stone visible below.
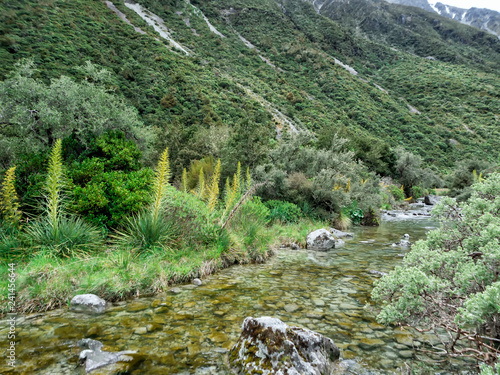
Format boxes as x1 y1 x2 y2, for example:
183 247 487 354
70 294 106 314
399 350 414 359
169 287 182 294
306 229 336 251
328 228 354 238
284 304 300 313
78 338 143 373
358 338 385 350
229 316 340 375
193 278 202 286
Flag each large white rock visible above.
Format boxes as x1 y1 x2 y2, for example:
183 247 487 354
70 294 106 314
230 317 340 375
306 229 336 251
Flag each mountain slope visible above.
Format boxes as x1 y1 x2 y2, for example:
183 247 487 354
386 0 500 38
0 0 499 172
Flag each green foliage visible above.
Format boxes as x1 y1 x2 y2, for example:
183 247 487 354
23 140 103 256
395 148 442 196
229 197 271 258
264 200 303 224
23 216 103 257
342 201 364 226
448 158 496 201
68 131 153 228
372 172 500 364
164 186 220 246
255 133 380 221
0 59 153 168
114 147 174 253
114 210 177 253
387 184 405 202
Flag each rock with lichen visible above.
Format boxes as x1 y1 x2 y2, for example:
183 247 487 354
229 317 340 375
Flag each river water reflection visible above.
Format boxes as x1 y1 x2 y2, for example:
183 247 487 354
3 216 461 374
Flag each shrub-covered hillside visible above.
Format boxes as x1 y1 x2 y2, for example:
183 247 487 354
1 0 499 172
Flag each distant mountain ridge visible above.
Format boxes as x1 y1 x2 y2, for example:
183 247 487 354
386 0 500 37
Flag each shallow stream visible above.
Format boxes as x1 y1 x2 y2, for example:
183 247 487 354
2 213 456 374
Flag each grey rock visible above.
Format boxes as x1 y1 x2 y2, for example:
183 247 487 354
169 287 182 294
291 243 300 250
392 234 411 248
424 195 441 206
78 338 142 373
230 317 340 375
306 229 336 251
192 278 202 286
70 294 106 314
335 238 346 248
329 228 354 238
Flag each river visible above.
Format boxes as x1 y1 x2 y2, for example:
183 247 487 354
2 211 465 374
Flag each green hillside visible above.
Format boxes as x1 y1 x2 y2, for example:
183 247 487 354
0 0 499 172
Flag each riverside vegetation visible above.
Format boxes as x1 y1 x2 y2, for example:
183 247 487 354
0 0 499 372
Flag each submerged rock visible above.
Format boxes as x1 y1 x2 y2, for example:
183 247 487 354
229 316 340 374
391 234 411 248
329 228 354 238
70 294 106 314
307 229 337 251
78 338 143 373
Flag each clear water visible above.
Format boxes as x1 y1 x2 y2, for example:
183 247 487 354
2 217 464 374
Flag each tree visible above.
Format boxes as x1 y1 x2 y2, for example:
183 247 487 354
0 59 153 168
372 172 500 366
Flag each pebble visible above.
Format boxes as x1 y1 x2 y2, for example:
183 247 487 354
284 304 300 313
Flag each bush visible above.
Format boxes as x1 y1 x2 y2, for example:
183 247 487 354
387 184 405 201
68 131 153 228
372 172 500 365
264 200 303 223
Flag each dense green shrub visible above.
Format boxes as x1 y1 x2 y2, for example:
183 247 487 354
264 200 303 224
373 172 500 366
68 131 153 228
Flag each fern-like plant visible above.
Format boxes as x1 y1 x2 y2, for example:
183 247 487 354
1 166 22 227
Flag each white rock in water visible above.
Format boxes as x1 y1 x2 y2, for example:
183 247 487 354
307 229 336 251
70 294 106 314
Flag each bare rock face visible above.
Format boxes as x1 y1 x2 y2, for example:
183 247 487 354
229 317 340 375
70 294 106 314
306 229 336 251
